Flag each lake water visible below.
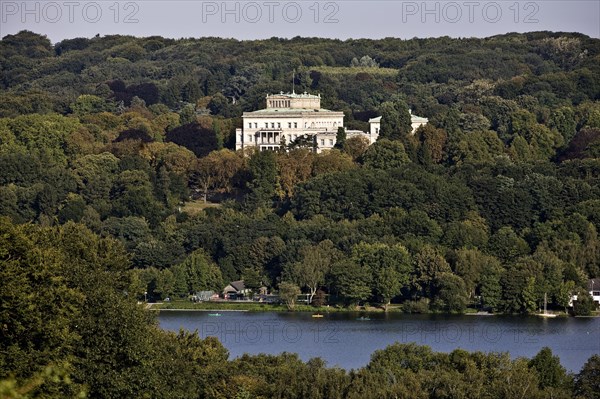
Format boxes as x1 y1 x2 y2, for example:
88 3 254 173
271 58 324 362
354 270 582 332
158 311 600 372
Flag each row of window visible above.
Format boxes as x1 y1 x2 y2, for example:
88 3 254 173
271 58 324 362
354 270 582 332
238 135 335 147
246 120 341 130
240 133 300 143
269 100 291 108
247 122 300 129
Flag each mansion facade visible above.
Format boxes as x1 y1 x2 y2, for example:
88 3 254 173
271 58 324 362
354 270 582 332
235 92 427 153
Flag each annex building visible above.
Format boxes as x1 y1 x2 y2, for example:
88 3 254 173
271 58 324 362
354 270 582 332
235 92 427 153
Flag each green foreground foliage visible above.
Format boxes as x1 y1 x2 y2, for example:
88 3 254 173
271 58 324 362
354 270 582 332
1 216 599 399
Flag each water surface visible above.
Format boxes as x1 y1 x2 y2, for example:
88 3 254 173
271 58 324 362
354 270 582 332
158 311 600 372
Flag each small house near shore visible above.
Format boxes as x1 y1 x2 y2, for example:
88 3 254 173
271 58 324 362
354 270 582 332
569 278 600 306
223 280 251 299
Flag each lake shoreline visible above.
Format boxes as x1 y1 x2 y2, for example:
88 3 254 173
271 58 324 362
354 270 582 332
148 302 596 317
151 308 249 312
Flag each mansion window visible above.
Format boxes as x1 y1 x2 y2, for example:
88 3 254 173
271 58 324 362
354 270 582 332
294 122 298 128
288 122 292 128
329 139 334 146
248 135 252 142
271 123 275 128
277 122 281 128
320 139 325 146
265 122 268 128
248 123 252 128
254 123 258 128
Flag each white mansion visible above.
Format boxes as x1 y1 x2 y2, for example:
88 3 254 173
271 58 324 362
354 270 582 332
235 92 428 153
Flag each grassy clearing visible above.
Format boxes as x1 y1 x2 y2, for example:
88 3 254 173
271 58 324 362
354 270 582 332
180 200 221 215
310 66 398 77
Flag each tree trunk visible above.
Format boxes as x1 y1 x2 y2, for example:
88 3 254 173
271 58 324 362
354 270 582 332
202 183 208 203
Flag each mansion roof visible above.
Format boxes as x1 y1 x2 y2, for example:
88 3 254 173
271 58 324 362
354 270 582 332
268 92 320 99
243 107 341 116
369 114 429 124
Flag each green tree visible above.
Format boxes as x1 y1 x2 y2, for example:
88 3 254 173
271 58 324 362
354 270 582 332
353 242 412 309
0 218 84 393
375 267 402 311
362 139 410 169
453 248 487 299
501 266 538 314
312 289 327 307
522 276 539 314
556 280 576 313
412 245 452 300
334 126 346 149
573 288 595 316
311 149 355 176
278 282 301 310
350 55 378 67
111 169 162 223
479 257 504 312
549 106 577 143
443 212 489 250
575 355 600 399
488 226 530 263
71 152 119 204
379 99 412 140
331 259 372 306
529 347 570 390
446 130 504 165
179 104 196 125
246 150 278 209
343 135 370 160
0 219 182 398
70 94 109 116
288 240 340 304
242 267 263 294
433 273 469 313
416 124 447 164
276 149 313 199
174 249 223 294
57 193 87 223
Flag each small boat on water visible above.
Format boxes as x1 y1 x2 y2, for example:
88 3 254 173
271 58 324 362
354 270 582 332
208 313 222 317
356 316 371 321
312 313 324 318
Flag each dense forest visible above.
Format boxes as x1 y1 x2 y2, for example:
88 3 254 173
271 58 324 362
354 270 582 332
1 219 599 398
1 30 600 397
